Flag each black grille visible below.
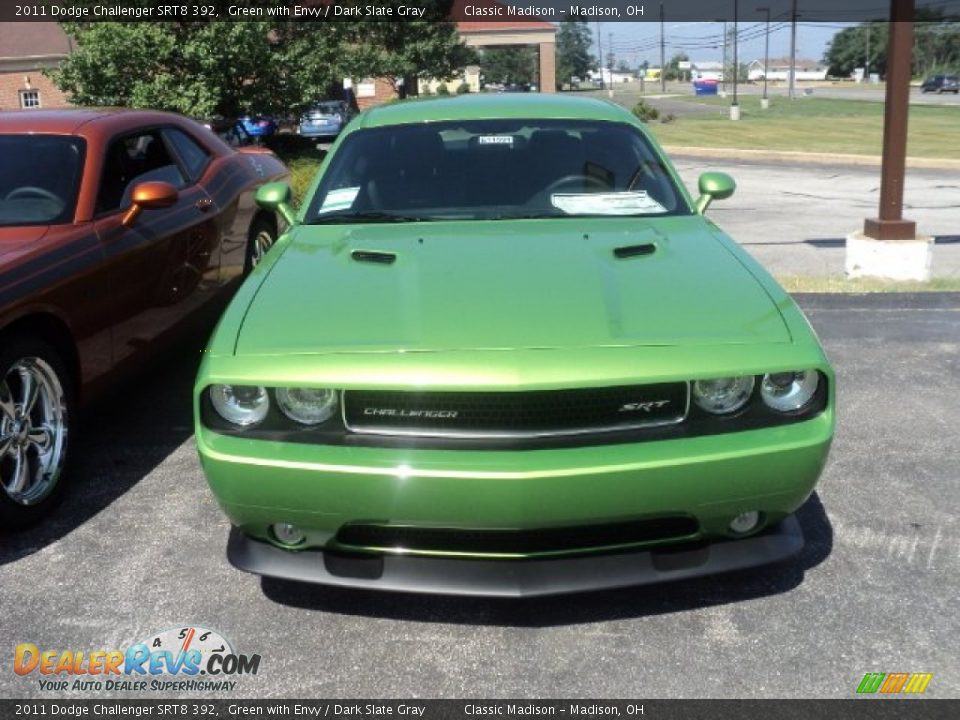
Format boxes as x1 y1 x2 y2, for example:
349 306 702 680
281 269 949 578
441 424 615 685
343 383 688 437
335 517 700 556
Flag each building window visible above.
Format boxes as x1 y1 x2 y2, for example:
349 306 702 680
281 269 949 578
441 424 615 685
19 90 41 109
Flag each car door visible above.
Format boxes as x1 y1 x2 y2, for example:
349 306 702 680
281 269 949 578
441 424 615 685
92 127 219 365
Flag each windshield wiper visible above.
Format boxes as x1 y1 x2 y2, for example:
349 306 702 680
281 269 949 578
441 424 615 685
488 212 564 220
307 211 434 225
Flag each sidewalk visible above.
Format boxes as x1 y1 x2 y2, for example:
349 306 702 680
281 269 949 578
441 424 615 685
670 156 960 280
665 145 960 171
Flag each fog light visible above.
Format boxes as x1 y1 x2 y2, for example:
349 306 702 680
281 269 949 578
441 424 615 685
729 511 761 535
271 522 305 546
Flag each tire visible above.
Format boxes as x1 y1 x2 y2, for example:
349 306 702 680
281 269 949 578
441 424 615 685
0 336 74 531
243 213 278 276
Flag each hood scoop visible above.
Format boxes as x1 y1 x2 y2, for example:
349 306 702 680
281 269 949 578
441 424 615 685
352 249 396 265
613 242 657 259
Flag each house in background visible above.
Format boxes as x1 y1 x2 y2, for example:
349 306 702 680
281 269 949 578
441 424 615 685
0 23 73 111
690 61 724 82
748 58 828 82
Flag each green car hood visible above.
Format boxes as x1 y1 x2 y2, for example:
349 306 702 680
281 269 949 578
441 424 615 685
235 216 790 356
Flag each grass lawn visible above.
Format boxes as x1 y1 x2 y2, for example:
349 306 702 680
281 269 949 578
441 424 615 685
775 275 960 293
628 95 959 159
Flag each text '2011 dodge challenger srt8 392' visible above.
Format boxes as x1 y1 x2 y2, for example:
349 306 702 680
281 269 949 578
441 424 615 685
194 95 834 597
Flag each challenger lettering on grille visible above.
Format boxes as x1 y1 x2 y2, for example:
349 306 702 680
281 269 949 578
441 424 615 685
364 408 460 419
345 383 689 438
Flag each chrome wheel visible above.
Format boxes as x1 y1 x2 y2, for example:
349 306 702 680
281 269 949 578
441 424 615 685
250 229 274 268
0 357 68 506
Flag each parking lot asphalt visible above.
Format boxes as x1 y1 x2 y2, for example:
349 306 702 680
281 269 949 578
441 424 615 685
672 158 960 278
2 293 958 699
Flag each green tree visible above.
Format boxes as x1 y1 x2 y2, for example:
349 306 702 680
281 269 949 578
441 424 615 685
336 4 476 99
824 16 960 79
664 52 689 81
555 19 595 89
53 21 283 118
52 1 472 116
481 46 538 87
823 22 888 78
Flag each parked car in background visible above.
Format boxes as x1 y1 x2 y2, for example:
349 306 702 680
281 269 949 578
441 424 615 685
920 75 959 93
203 116 256 147
196 95 835 597
298 101 354 140
239 115 277 139
0 109 288 530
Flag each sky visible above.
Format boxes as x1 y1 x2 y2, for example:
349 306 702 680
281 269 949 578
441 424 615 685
595 21 850 68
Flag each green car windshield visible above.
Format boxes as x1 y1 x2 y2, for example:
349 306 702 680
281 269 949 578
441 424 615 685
306 119 690 223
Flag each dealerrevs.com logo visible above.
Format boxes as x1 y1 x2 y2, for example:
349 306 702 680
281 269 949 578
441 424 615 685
14 626 260 693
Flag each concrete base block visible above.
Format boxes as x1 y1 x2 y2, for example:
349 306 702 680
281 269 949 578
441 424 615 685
730 104 741 120
761 97 770 109
845 232 933 281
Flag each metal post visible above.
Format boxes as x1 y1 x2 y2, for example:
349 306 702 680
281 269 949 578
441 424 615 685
721 19 727 94
757 7 770 102
660 3 666 92
865 24 871 81
863 0 916 240
789 0 797 98
608 31 614 97
732 0 739 108
596 22 604 89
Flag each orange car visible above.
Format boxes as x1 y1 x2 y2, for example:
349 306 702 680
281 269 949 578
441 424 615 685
0 109 287 529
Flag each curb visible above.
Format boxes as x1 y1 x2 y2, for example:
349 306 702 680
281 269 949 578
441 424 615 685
662 145 960 171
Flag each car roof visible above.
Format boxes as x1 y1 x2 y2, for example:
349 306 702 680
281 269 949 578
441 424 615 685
358 94 635 129
0 108 205 137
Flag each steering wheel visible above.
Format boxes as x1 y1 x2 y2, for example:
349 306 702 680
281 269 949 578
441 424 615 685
6 186 62 203
541 174 610 196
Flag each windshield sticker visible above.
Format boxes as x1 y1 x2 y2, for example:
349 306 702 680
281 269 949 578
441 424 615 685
318 186 360 213
477 135 514 146
550 191 667 216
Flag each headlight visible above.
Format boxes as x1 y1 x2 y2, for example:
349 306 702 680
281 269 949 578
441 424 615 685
275 387 338 425
692 376 755 415
209 385 269 427
760 370 820 412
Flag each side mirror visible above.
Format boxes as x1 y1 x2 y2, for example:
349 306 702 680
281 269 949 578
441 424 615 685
695 172 736 214
122 181 179 227
255 182 296 227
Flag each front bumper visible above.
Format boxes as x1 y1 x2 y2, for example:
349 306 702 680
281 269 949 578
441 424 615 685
227 515 804 597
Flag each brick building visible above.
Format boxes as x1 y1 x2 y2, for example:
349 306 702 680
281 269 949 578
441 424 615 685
0 23 73 111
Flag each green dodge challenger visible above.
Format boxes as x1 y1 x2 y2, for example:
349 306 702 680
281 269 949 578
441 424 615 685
194 94 834 596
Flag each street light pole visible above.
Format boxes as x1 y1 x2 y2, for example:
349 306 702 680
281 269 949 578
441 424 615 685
731 0 740 119
865 24 871 82
757 6 771 108
660 3 666 93
596 22 604 90
788 0 798 98
719 18 728 95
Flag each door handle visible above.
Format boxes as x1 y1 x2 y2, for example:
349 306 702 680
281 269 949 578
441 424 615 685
195 198 213 213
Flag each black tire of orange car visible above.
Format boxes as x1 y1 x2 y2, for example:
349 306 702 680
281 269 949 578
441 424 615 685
0 336 75 532
243 213 278 276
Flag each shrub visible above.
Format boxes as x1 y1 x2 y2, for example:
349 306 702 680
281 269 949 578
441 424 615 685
456 82 470 94
631 99 660 123
436 84 451 96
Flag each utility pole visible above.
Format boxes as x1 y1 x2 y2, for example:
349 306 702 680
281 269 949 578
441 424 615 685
596 22 604 90
720 18 728 95
731 0 740 119
660 3 666 92
608 31 614 97
789 0 798 98
865 24 871 81
757 6 771 108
